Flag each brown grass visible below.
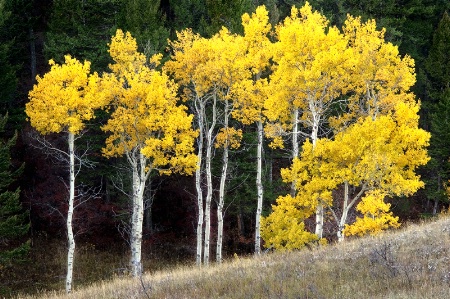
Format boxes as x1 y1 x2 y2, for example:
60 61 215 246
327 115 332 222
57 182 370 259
15 216 450 298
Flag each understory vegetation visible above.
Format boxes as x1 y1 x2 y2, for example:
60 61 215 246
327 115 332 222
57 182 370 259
12 215 450 299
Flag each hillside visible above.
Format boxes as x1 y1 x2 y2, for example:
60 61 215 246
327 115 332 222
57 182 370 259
19 216 450 299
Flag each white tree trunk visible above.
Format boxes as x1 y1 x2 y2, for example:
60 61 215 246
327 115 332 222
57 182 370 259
255 120 264 255
130 151 148 277
66 132 76 294
309 100 323 238
315 204 324 238
215 146 227 263
334 182 367 242
203 94 217 266
216 100 230 263
195 101 205 267
290 108 300 197
337 182 349 243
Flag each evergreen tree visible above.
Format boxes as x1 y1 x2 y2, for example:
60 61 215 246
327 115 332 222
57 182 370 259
166 0 208 35
426 11 450 101
45 0 121 72
0 1 16 115
0 114 28 266
118 0 169 57
0 0 20 121
424 11 450 214
167 0 252 36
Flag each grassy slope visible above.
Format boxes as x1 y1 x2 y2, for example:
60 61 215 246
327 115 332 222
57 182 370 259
19 216 450 299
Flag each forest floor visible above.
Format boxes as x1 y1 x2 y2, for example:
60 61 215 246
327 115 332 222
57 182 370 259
7 215 450 299
0 234 193 298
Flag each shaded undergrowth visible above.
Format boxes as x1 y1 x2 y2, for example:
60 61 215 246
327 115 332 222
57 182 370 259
12 215 450 299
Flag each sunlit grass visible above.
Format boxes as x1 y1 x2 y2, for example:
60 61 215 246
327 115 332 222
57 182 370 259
13 215 450 299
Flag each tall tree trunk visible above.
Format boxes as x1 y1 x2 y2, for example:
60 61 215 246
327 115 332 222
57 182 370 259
203 94 217 266
337 181 349 243
144 180 153 234
290 108 299 197
309 100 323 238
315 204 324 238
215 151 227 263
130 151 148 277
195 100 205 266
66 132 76 294
333 182 367 243
255 120 264 255
216 100 230 263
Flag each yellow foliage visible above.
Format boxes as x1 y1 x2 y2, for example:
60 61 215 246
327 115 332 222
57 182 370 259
446 180 450 199
265 101 429 247
241 5 272 75
263 123 286 149
260 194 318 250
165 27 249 98
232 78 269 125
101 30 198 175
344 190 401 237
330 14 417 129
108 29 146 76
214 127 242 149
26 55 106 135
264 1 353 145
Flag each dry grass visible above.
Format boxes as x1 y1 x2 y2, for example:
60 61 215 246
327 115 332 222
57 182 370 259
16 216 450 299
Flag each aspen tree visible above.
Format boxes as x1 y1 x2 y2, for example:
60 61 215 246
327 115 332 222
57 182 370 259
231 6 272 255
166 28 248 265
264 3 352 238
165 29 206 266
26 55 104 293
101 30 197 276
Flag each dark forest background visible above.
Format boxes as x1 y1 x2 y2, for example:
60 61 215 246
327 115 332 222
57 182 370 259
0 0 449 296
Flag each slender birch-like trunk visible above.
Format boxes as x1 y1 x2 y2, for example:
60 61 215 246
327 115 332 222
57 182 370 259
333 182 367 242
66 132 75 294
195 99 205 266
290 108 300 197
215 146 227 263
203 94 217 266
130 151 148 277
216 100 230 263
144 179 153 234
337 182 350 243
254 120 264 255
309 100 323 238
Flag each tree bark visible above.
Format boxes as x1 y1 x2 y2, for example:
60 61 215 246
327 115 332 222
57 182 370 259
195 99 205 266
255 120 264 255
130 151 148 277
66 132 76 294
337 181 349 243
291 108 300 197
334 182 367 242
309 98 323 238
216 99 230 263
203 94 217 266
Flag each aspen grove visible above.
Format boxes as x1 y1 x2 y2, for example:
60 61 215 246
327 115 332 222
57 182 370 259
25 2 430 279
